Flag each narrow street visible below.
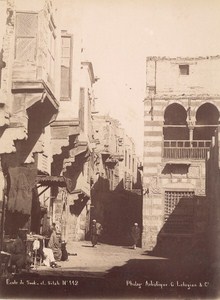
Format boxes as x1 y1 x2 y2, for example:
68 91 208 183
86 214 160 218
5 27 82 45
31 240 149 278
0 1 220 300
1 241 219 299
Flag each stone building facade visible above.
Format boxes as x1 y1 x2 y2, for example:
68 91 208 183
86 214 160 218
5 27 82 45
92 115 139 192
143 55 220 254
51 54 97 241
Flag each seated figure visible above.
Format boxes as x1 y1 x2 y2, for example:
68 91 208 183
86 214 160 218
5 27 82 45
42 247 58 268
31 235 58 268
61 241 68 261
10 230 32 273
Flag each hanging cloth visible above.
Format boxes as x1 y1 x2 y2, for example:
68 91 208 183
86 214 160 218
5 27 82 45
8 166 37 215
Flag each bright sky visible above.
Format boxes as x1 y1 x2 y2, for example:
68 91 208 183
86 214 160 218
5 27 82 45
60 0 220 157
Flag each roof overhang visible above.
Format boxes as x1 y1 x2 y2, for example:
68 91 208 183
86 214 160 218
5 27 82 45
164 160 191 165
163 182 195 191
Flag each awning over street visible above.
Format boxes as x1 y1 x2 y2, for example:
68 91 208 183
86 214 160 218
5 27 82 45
36 175 67 187
36 175 90 196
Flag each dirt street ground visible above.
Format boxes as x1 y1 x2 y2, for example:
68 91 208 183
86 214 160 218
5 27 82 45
34 240 160 277
0 240 219 299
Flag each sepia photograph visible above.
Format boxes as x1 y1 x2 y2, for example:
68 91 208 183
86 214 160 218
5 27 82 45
0 0 220 299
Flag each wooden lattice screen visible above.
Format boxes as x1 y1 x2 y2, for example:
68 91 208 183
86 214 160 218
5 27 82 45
15 12 38 61
164 190 195 234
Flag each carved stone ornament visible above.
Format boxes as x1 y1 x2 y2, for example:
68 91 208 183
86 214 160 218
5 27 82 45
149 176 161 194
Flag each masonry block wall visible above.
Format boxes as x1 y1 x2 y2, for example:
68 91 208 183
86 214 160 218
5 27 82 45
143 55 220 251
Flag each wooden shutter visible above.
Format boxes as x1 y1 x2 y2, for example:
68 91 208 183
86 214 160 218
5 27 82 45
79 88 85 131
15 12 38 61
60 36 72 99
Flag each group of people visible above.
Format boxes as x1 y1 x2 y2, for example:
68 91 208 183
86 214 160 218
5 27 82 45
9 220 140 273
9 223 68 273
90 219 141 250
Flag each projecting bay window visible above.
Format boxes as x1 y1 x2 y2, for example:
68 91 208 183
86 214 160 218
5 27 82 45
15 12 38 62
14 11 57 91
60 33 72 100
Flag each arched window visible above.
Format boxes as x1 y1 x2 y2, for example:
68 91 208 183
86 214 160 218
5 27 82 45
163 103 188 140
194 103 219 140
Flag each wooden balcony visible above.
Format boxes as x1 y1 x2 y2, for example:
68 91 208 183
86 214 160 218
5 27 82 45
163 140 211 160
